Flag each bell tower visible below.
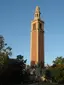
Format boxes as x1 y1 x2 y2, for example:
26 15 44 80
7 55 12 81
30 6 44 66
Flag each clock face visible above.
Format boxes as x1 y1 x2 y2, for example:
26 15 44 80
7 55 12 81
33 23 36 30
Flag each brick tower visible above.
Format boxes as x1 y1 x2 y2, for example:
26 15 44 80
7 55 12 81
30 6 44 66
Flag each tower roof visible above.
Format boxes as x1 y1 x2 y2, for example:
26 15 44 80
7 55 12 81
34 6 41 20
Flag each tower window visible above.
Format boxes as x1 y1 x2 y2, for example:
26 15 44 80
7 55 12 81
39 23 42 30
37 14 38 17
33 23 36 30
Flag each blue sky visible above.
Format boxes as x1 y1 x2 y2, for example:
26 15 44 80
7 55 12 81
0 0 64 65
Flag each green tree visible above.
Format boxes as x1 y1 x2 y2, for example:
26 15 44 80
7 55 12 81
48 65 64 84
45 69 51 80
0 35 12 70
53 56 64 65
16 55 27 63
0 35 12 56
0 35 4 51
1 55 27 84
46 56 64 84
36 62 43 76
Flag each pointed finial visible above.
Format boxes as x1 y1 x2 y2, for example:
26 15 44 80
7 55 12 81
34 6 41 20
35 6 40 13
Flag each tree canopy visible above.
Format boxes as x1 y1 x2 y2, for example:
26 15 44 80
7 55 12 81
0 35 12 56
53 56 64 65
0 35 12 71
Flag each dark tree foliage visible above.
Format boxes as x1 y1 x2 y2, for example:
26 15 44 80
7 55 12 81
47 64 64 84
45 69 51 80
0 35 4 51
0 35 12 76
0 36 31 85
0 55 27 84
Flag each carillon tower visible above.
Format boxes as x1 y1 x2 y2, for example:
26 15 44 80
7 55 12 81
30 6 44 66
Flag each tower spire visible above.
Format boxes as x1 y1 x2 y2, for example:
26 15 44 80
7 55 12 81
34 6 41 20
